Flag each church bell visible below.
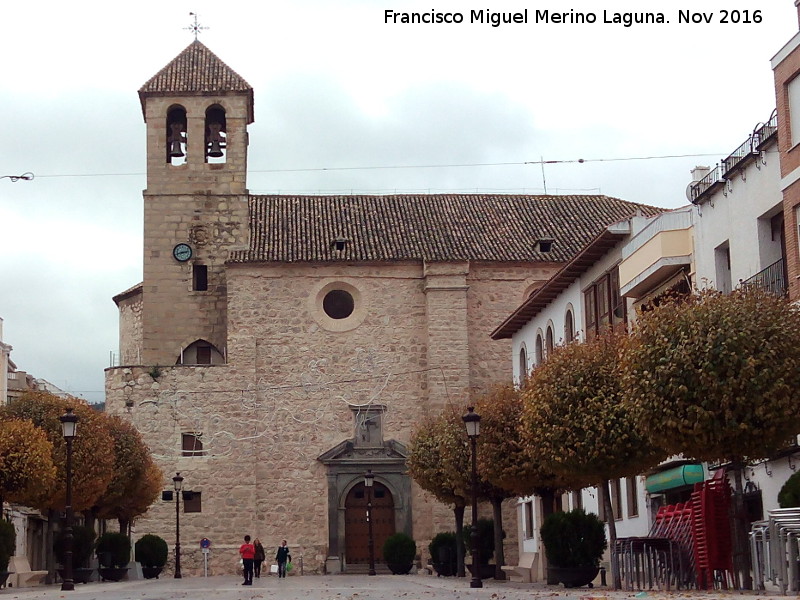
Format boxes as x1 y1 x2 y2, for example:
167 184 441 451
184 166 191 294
206 122 225 158
169 139 185 158
168 120 186 158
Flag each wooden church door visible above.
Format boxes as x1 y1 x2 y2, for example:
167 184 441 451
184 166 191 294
344 481 395 565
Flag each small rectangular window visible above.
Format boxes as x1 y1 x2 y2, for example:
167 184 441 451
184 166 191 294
584 288 597 338
571 490 582 511
597 276 610 330
626 477 639 518
788 75 800 147
196 345 212 365
193 264 208 291
182 433 205 457
183 491 202 513
610 268 626 325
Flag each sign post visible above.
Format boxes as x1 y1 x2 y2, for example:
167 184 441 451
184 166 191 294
200 538 211 577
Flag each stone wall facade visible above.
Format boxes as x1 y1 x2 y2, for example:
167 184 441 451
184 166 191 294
105 259 552 573
115 288 142 365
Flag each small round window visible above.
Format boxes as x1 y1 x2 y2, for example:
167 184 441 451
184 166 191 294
323 289 354 319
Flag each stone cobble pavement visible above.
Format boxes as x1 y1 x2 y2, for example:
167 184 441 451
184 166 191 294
1 575 798 600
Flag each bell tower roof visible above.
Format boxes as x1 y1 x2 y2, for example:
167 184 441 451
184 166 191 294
138 40 253 122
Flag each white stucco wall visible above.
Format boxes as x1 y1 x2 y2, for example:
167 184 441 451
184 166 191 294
512 233 637 383
692 140 783 289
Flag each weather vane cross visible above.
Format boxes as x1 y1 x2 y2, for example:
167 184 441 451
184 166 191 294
185 12 209 40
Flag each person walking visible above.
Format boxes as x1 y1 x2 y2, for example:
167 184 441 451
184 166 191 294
275 539 291 578
239 535 256 585
253 538 265 578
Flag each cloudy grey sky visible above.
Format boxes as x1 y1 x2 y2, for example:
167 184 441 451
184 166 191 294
1 0 797 404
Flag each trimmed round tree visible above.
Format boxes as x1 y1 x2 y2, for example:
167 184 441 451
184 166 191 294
622 288 800 588
522 330 664 588
95 415 162 531
475 383 574 579
0 418 56 508
407 408 471 576
0 391 115 512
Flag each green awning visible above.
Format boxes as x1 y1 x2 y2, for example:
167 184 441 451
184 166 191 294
645 464 704 493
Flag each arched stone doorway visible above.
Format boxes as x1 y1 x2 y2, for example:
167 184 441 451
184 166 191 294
345 481 395 565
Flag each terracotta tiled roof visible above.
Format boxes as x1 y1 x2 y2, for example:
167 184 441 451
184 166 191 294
229 194 662 264
138 41 253 121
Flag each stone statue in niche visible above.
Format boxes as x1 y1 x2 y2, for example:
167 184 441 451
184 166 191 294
352 405 385 448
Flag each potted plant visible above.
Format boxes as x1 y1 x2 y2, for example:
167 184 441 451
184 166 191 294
0 519 16 588
428 532 459 576
382 532 416 575
134 534 168 579
779 471 800 507
461 518 497 579
540 508 607 588
54 524 96 584
96 532 131 582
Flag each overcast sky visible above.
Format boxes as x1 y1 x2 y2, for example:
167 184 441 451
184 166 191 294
1 0 797 404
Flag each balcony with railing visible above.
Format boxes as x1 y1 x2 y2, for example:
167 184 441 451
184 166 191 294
688 111 778 204
688 166 723 203
754 109 778 150
740 257 787 296
619 209 693 298
721 136 758 177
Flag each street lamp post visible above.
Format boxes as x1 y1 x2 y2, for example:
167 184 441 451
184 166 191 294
462 406 482 589
59 408 79 592
173 472 184 579
364 470 376 576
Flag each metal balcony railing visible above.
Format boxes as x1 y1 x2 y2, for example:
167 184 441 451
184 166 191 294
740 258 787 296
721 135 758 176
754 110 778 149
688 165 722 203
689 111 778 204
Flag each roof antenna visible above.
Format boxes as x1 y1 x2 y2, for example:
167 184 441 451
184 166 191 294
540 156 547 195
185 12 209 40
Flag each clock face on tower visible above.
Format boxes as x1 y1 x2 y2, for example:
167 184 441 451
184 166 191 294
172 243 193 262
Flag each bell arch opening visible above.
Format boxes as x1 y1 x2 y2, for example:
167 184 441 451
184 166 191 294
166 105 187 165
205 105 227 164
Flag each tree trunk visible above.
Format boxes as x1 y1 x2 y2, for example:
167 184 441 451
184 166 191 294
118 518 130 535
491 497 506 580
454 502 466 577
540 488 558 584
731 464 752 590
600 479 620 589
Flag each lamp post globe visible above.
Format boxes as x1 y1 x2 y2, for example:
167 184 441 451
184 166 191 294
462 407 482 589
364 469 376 576
59 408 79 592
172 473 184 578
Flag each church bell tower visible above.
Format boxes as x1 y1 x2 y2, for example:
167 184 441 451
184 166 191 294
137 40 254 366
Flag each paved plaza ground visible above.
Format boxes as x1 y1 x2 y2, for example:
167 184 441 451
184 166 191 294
1 575 799 600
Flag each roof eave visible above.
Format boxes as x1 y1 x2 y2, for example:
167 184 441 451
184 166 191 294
490 227 630 340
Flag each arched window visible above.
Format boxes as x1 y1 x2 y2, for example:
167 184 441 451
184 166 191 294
535 333 544 365
166 105 187 165
545 324 554 355
518 346 528 383
177 339 224 365
205 105 227 163
565 309 575 343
